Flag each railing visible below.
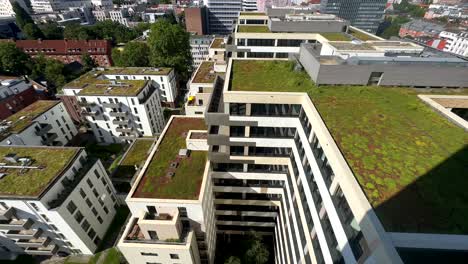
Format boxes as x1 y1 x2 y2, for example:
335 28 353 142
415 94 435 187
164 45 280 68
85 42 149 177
47 158 98 209
123 218 190 245
102 102 121 108
109 111 128 117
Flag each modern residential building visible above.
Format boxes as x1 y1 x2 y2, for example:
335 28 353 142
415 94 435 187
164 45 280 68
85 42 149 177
185 7 208 35
190 35 214 69
117 116 215 264
0 146 119 258
439 30 468 57
12 40 112 67
61 71 165 144
0 100 78 146
29 0 112 13
399 19 445 38
320 0 387 33
92 8 131 27
0 77 43 120
0 0 28 17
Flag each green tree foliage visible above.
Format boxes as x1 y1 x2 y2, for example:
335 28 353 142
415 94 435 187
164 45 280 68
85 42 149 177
63 23 91 40
244 233 269 264
62 21 137 44
394 0 426 17
41 22 64 39
112 42 149 67
12 2 33 29
380 16 411 39
134 22 152 35
225 256 241 264
81 53 97 71
147 19 192 79
0 42 31 75
22 23 44 39
30 54 68 89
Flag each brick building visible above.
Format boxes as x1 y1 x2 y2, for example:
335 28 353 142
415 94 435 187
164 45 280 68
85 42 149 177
185 7 208 35
0 77 43 120
12 40 112 67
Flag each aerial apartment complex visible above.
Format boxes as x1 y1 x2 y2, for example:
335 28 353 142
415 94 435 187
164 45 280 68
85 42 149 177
117 10 468 264
0 146 118 258
0 101 77 147
62 70 166 144
0 76 43 120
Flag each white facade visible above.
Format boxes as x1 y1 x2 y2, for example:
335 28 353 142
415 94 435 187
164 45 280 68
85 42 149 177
439 31 468 57
92 8 130 26
30 0 111 14
0 101 78 147
190 35 213 69
0 147 118 257
0 0 28 17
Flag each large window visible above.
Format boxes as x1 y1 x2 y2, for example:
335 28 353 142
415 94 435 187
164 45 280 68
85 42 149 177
251 104 301 117
277 39 304 47
67 201 77 214
247 39 274 46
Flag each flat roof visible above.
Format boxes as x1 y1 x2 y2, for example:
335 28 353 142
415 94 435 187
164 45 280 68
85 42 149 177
101 67 173 76
65 72 148 96
0 146 81 198
320 33 351 41
239 12 266 16
230 59 468 234
132 117 207 199
237 25 271 33
192 61 216 84
348 29 379 41
210 38 225 49
328 41 376 51
114 138 154 179
3 100 60 134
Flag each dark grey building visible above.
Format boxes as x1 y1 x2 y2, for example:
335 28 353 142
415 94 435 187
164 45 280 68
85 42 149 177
320 0 386 33
206 0 242 35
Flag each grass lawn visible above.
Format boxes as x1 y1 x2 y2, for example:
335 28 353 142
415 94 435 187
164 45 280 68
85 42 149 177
113 139 154 178
133 117 207 199
193 61 216 83
320 32 351 41
348 29 379 41
230 59 468 234
237 25 271 33
0 147 79 197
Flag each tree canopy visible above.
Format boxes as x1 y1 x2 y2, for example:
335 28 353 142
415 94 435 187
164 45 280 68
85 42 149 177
41 22 64 39
0 42 31 75
112 42 150 67
394 0 427 17
12 2 33 29
147 19 192 79
62 21 139 44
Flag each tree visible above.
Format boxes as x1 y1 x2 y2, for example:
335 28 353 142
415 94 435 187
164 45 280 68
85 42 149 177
29 54 68 89
22 23 44 39
225 256 241 264
0 42 31 75
244 233 269 264
112 42 149 67
12 2 33 29
81 53 97 71
41 22 64 39
147 19 192 79
63 24 91 40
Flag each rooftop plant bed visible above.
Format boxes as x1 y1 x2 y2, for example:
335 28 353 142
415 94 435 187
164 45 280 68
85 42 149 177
113 139 154 178
237 25 271 33
192 61 216 84
320 32 352 41
5 100 59 133
348 29 379 41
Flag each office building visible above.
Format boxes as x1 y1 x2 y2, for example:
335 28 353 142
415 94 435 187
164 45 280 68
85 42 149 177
320 0 387 33
0 146 118 258
206 0 242 35
0 100 78 146
439 30 468 57
61 70 165 144
117 116 215 264
190 35 214 69
0 77 43 120
12 40 112 67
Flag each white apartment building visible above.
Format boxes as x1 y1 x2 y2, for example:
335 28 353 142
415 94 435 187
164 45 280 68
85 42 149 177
0 0 28 17
0 101 78 147
190 35 214 69
62 71 165 144
93 8 130 27
30 0 111 14
439 30 468 57
118 116 216 264
0 146 118 258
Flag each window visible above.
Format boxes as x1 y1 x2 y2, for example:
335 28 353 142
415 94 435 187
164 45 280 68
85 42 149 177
86 179 93 188
92 207 98 216
93 188 99 197
56 120 61 126
94 169 101 179
41 214 50 222
81 220 90 232
86 198 92 207
100 177 107 186
103 206 109 214
170 254 179 259
0 202 9 210
74 211 84 223
94 236 101 245
67 201 77 214
106 186 112 195
30 203 40 211
50 225 59 231
79 188 86 198
87 228 96 239
178 207 187 217
97 216 103 224
61 116 66 123
141 252 158 256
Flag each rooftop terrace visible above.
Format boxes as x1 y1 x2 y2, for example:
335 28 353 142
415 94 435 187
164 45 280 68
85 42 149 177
3 100 59 133
239 12 266 16
210 38 225 49
320 32 351 41
237 25 271 33
348 29 379 41
65 72 148 96
0 146 80 197
192 61 216 84
132 117 207 199
230 60 468 234
114 139 154 179
102 67 173 76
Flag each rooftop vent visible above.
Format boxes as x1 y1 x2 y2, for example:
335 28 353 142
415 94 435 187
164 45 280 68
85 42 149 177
4 153 18 163
18 158 32 166
166 171 175 178
19 116 27 120
178 149 190 157
170 162 179 168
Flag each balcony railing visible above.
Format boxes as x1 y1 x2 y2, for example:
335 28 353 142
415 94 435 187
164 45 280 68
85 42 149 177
34 124 52 137
25 244 58 255
109 111 128 117
0 218 33 230
47 158 97 209
16 237 51 247
123 217 190 245
5 228 42 239
112 119 129 125
116 127 133 133
78 101 96 107
40 133 58 145
102 102 121 108
81 109 100 116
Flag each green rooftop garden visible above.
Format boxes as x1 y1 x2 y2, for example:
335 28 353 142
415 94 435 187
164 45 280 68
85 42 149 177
113 139 154 178
230 60 468 234
65 72 147 96
133 117 207 199
348 29 379 41
238 25 271 33
0 147 80 197
320 32 352 41
193 61 216 83
211 38 225 49
103 67 173 76
240 12 266 16
5 100 59 133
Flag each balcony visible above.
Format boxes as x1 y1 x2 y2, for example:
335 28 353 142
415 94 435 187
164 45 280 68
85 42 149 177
116 127 133 133
102 102 121 108
25 244 58 255
5 228 43 239
119 134 138 140
0 207 15 221
109 111 128 117
112 119 129 125
123 217 190 246
47 158 97 209
16 237 51 248
138 85 156 104
78 101 96 107
40 133 58 145
0 218 33 230
81 109 100 116
34 124 52 137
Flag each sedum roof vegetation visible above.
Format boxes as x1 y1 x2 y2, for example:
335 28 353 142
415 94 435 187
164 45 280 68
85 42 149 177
65 72 147 96
0 146 80 197
133 117 207 199
240 12 266 16
210 38 225 49
5 100 59 133
192 61 216 84
237 25 271 33
348 29 379 41
103 67 173 76
320 32 352 41
230 60 468 234
114 139 154 179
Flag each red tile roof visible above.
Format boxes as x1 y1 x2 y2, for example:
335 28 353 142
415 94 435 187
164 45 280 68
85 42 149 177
14 40 111 55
